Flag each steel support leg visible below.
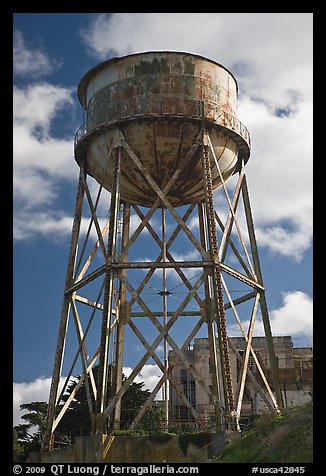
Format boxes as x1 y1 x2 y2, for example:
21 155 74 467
202 143 235 424
242 175 284 410
113 202 130 429
42 166 86 451
198 201 224 431
95 147 121 433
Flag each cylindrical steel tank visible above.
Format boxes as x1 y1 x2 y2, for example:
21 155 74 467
75 51 250 206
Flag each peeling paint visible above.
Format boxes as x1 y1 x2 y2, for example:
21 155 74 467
75 52 250 207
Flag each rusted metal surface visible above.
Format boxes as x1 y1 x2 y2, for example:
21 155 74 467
161 208 169 430
223 277 279 412
206 133 256 280
75 52 250 206
235 292 260 424
113 203 130 429
198 201 224 430
202 143 234 417
95 147 121 432
42 168 85 452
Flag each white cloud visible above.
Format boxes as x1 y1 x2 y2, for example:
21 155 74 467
81 13 312 106
13 376 66 427
238 97 313 259
13 211 73 241
123 365 163 397
166 250 202 281
13 209 113 242
255 224 311 262
239 98 313 222
129 213 150 236
13 169 58 209
135 248 202 284
13 129 77 189
13 83 75 142
188 216 199 231
269 291 313 339
13 84 76 179
228 290 313 344
13 29 61 78
13 83 78 240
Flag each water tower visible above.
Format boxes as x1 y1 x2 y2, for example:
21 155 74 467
43 51 283 451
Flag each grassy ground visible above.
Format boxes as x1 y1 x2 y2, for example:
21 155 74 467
213 401 313 463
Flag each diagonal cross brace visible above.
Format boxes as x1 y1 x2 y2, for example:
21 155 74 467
128 320 207 429
120 135 208 260
132 203 203 306
123 129 204 251
221 275 279 410
102 274 210 419
122 275 217 404
205 133 257 280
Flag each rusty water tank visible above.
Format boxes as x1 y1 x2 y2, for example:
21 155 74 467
75 51 250 206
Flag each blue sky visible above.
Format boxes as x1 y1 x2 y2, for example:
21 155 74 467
13 13 313 425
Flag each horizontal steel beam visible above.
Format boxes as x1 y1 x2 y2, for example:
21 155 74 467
112 261 211 269
74 292 254 314
65 261 264 296
131 311 201 317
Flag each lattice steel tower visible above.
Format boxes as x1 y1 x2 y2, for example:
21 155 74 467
43 52 283 451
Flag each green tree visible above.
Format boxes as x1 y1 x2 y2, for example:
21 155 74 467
120 379 151 428
56 368 152 436
13 428 25 462
20 401 48 443
138 403 164 432
13 402 49 461
14 423 31 444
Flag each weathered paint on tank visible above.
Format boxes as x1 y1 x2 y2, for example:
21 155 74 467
75 51 250 206
85 121 238 206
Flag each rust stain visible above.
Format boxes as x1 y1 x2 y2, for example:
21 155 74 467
75 52 250 207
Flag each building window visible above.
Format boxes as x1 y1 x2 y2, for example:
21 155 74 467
180 369 187 383
180 369 196 405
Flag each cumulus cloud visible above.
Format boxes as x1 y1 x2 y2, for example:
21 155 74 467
123 365 163 398
13 29 61 78
13 211 74 241
13 376 66 427
13 83 78 240
255 224 312 262
13 208 113 242
135 248 202 286
239 97 313 259
269 291 313 339
228 290 313 345
239 98 313 222
13 84 74 138
81 13 312 107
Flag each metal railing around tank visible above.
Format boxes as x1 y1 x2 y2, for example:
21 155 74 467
75 122 88 145
74 105 251 149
